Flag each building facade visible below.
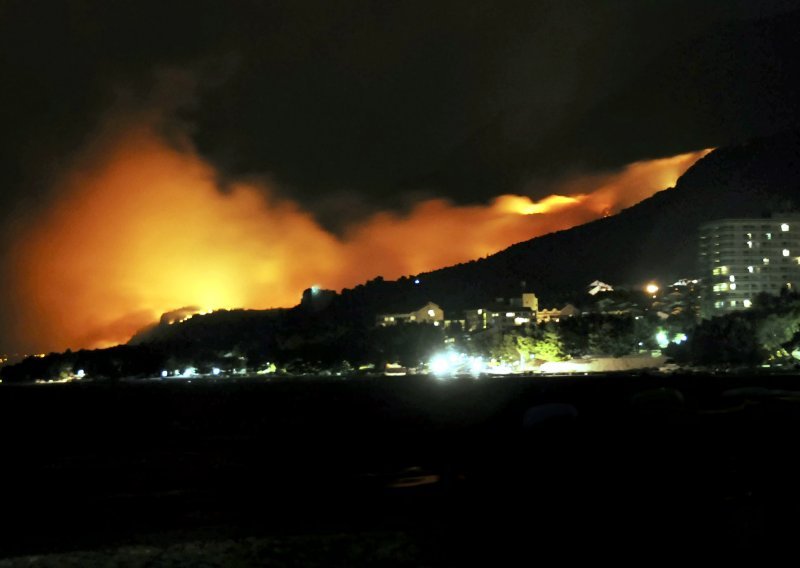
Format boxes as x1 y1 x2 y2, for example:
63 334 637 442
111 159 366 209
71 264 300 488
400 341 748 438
464 307 534 331
536 303 579 324
376 302 445 326
463 292 539 331
698 215 800 315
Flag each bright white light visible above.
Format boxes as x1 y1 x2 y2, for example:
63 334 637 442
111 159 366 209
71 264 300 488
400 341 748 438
729 275 735 282
730 283 736 290
673 333 687 345
414 279 420 285
784 249 791 257
429 354 452 376
655 331 669 349
747 241 753 248
433 321 440 326
645 283 659 295
427 309 435 317
76 369 85 378
161 370 168 378
743 299 752 308
763 258 770 265
488 364 513 375
183 367 197 377
748 266 754 273
469 357 485 376
477 309 483 315
212 367 221 376
782 223 790 232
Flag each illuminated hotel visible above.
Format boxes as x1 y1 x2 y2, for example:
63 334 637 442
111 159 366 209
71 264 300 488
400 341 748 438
698 215 800 314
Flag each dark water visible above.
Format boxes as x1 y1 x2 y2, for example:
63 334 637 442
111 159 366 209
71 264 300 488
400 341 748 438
1 373 799 562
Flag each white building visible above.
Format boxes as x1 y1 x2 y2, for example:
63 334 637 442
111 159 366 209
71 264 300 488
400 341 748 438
698 215 800 314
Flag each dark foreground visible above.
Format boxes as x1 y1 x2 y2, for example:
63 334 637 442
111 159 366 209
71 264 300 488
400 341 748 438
1 372 800 565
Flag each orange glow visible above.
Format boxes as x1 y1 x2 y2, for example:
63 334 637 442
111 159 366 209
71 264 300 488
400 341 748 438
494 194 584 215
7 123 710 353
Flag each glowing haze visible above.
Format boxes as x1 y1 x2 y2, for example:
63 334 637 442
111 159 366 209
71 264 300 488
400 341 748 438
8 123 709 352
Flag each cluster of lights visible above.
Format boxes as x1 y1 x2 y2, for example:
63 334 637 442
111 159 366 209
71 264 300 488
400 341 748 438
655 330 687 349
158 364 275 379
428 351 485 378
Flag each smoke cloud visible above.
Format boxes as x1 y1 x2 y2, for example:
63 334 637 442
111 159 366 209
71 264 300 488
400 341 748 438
6 122 708 353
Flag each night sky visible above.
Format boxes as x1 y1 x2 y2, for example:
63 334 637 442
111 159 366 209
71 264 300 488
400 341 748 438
1 0 799 353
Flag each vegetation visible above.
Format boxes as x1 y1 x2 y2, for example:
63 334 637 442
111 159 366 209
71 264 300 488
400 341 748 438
8 287 800 383
668 290 800 365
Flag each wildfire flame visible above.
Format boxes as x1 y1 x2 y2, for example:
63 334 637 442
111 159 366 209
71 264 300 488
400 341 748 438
6 123 710 353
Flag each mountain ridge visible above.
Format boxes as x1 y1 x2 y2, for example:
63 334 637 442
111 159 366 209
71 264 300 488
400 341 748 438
329 130 800 319
126 128 800 347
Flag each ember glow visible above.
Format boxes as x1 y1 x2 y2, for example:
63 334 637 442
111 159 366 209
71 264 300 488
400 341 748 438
7 125 709 352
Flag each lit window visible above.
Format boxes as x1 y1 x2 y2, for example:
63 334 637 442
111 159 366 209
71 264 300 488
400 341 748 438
427 309 436 317
730 283 737 290
720 266 729 275
746 241 753 248
782 223 790 232
748 266 754 273
767 233 773 240
784 249 791 257
729 275 735 282
714 301 724 309
743 299 752 308
506 312 515 317
764 258 770 265
730 300 737 307
747 232 753 239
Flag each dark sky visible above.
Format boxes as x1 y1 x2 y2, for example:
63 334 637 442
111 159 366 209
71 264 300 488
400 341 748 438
2 0 800 230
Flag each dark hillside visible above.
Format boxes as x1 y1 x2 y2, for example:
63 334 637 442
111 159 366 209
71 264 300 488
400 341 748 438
336 130 800 316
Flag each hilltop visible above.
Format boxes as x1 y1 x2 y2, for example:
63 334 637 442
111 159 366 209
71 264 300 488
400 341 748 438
333 130 800 317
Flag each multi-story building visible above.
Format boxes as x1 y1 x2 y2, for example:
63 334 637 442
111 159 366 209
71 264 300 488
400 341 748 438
698 215 800 315
464 306 535 331
463 292 539 331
